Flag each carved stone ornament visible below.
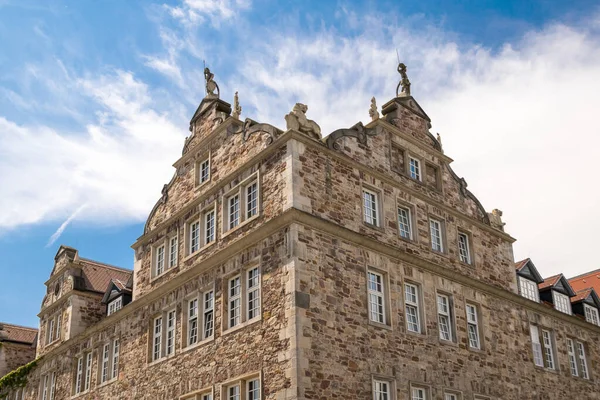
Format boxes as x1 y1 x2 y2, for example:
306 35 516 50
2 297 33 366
228 118 281 144
285 103 322 140
369 97 379 121
436 133 443 152
396 62 411 97
232 91 242 120
204 67 220 98
325 122 381 151
488 209 506 231
160 184 169 204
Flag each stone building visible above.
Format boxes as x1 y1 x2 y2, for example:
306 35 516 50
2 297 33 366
0 323 37 378
2 66 600 399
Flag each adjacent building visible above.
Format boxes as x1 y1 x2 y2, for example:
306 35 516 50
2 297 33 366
2 66 600 399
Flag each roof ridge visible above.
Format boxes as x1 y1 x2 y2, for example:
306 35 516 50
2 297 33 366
568 268 600 280
79 257 133 273
0 322 38 331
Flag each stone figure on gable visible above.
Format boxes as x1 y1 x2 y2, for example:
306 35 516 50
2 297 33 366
396 62 411 97
285 103 322 140
204 67 220 98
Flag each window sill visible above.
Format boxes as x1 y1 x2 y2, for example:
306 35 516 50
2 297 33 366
222 213 260 239
438 338 458 347
150 265 180 284
368 319 393 331
362 221 385 233
221 316 261 337
147 353 177 367
405 328 426 338
182 240 217 264
194 178 211 191
97 377 118 389
71 390 90 399
182 336 214 354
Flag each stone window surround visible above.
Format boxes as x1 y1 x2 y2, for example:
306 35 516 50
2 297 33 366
443 389 463 400
389 138 443 191
409 382 431 400
147 305 178 366
71 350 92 398
45 313 62 346
219 371 262 400
402 279 426 336
181 286 216 353
39 371 55 400
150 229 180 282
464 301 483 351
428 215 448 255
179 386 214 400
435 291 457 345
365 265 393 330
456 229 474 266
221 261 262 336
530 324 558 371
96 338 120 388
408 153 422 182
183 203 218 262
424 161 442 192
221 171 261 238
361 183 384 231
194 150 212 188
371 374 397 400
395 198 417 242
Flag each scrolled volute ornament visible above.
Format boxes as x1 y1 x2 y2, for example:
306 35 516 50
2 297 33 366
325 122 381 151
228 118 281 145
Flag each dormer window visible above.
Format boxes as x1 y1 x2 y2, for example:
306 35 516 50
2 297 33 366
108 297 123 316
584 304 599 326
518 277 539 302
553 291 571 315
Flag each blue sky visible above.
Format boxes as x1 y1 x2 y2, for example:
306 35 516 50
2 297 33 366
1 0 600 328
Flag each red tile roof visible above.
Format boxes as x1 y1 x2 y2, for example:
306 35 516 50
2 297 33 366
538 274 561 290
569 271 600 295
515 258 529 271
0 323 37 345
571 288 592 303
79 259 132 294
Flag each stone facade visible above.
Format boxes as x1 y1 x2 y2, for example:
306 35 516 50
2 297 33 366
0 324 37 378
3 71 600 400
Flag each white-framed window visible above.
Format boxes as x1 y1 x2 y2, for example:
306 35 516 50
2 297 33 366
101 343 110 383
576 341 590 379
73 352 91 395
437 294 453 342
444 394 459 400
151 308 176 361
190 219 201 254
429 219 443 252
40 372 56 400
411 387 427 400
84 352 92 391
111 339 120 380
530 325 544 367
397 206 412 239
49 372 56 400
584 304 599 326
465 304 480 349
567 338 579 376
45 313 61 345
198 157 210 185
409 156 421 181
367 270 386 325
152 316 163 362
98 338 120 384
41 374 49 400
225 267 261 330
541 329 555 370
107 297 123 316
552 291 571 315
362 188 380 227
373 379 391 400
166 310 176 356
224 376 260 400
223 174 260 233
204 208 216 245
74 356 83 395
186 205 217 256
457 232 471 264
404 283 421 333
518 277 539 302
169 235 178 268
155 243 165 276
185 289 214 347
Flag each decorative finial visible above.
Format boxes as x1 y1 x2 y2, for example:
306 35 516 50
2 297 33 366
232 91 242 120
396 62 411 97
369 97 379 121
204 67 220 98
436 133 443 151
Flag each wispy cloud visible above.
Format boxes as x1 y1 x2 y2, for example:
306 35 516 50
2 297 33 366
166 0 252 27
46 204 87 247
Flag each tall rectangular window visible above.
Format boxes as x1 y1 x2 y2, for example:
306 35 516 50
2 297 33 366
225 377 260 400
111 339 120 380
246 181 258 219
228 194 240 229
437 294 453 341
166 310 176 356
518 277 539 302
247 267 261 320
42 374 49 400
84 352 92 390
530 325 544 367
409 157 421 181
429 219 443 252
74 357 83 394
153 317 162 361
188 298 199 346
228 384 240 400
576 342 589 379
404 283 421 333
155 244 165 276
169 236 178 268
367 271 386 324
542 329 555 369
373 380 390 400
101 343 110 383
199 158 210 184
457 233 471 264
229 276 241 328
49 372 56 400
363 189 379 226
185 290 214 347
190 220 200 253
397 207 412 239
247 378 260 400
553 291 571 315
567 338 579 376
465 304 480 349
585 304 599 326
47 319 55 344
203 290 214 339
205 209 215 244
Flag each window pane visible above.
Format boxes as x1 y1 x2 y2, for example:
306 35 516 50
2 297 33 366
430 220 443 252
246 181 258 218
363 190 378 226
398 207 412 239
229 195 240 229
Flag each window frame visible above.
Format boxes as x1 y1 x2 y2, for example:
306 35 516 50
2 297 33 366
72 351 92 396
584 304 600 326
179 387 214 400
185 203 217 257
465 303 481 350
366 269 388 326
222 172 261 234
396 202 414 241
221 374 262 400
576 341 590 379
183 288 215 350
372 377 395 400
98 338 120 386
362 187 381 228
195 153 211 187
429 218 445 253
107 297 123 316
552 291 572 315
408 155 422 181
518 277 539 302
409 384 430 400
223 264 262 333
436 293 454 342
404 281 423 334
151 230 180 279
457 231 472 265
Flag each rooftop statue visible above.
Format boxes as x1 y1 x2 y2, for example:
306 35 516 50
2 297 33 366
285 103 322 140
369 97 379 121
204 67 220 98
396 62 411 97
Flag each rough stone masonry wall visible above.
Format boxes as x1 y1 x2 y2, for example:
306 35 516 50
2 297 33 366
293 224 600 400
0 343 36 378
25 229 295 400
292 136 516 292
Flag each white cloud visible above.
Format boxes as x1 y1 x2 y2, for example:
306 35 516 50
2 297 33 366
166 0 251 27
